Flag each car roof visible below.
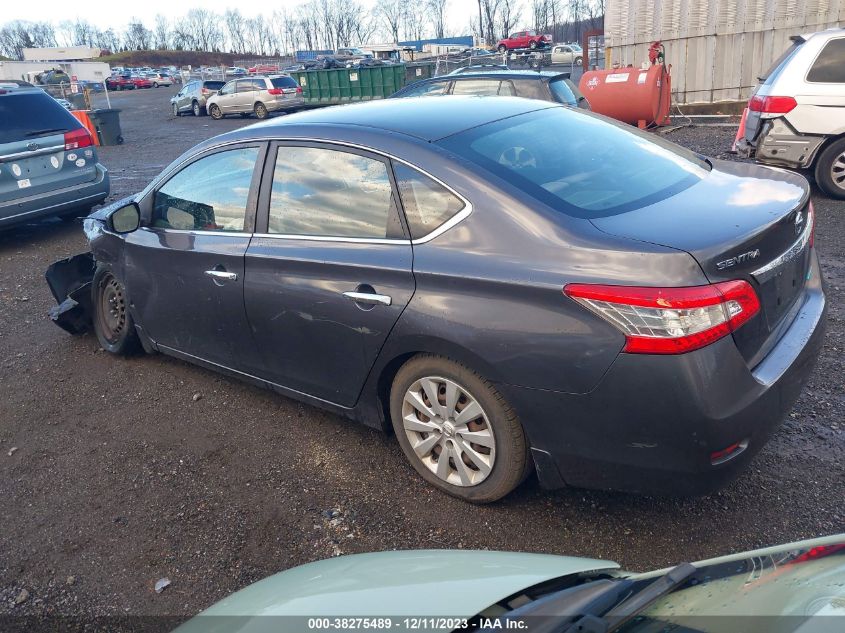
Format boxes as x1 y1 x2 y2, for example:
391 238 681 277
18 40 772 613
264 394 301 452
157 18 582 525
230 96 558 142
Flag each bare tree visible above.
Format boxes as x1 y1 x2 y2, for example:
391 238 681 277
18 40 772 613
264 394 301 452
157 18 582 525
426 0 448 39
223 9 246 54
376 0 404 42
153 15 169 50
184 9 221 52
124 18 152 50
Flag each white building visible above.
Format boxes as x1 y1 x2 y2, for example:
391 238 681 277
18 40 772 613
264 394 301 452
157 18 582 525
604 0 844 104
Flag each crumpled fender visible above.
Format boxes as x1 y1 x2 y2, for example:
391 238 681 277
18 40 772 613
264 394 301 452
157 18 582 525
45 252 96 335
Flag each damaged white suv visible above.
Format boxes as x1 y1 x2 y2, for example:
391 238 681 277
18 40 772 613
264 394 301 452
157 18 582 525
737 28 845 199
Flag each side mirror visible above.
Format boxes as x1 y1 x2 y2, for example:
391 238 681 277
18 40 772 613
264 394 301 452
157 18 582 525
108 203 141 234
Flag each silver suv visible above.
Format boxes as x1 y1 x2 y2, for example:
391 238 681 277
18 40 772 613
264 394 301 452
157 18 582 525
206 75 304 120
737 28 845 199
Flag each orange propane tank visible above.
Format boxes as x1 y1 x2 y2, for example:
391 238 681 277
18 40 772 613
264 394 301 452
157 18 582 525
579 64 672 128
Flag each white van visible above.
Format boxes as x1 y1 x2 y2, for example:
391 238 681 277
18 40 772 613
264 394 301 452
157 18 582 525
737 28 845 199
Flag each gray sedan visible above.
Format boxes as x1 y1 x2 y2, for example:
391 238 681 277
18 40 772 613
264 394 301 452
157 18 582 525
46 97 826 502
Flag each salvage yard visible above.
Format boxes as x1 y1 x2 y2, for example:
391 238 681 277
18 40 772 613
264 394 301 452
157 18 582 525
1 86 844 625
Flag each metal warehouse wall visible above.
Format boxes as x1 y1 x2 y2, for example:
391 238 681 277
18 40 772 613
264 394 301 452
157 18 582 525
605 0 844 104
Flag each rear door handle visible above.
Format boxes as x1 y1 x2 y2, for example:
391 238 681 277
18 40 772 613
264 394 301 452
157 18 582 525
205 270 238 281
342 291 392 306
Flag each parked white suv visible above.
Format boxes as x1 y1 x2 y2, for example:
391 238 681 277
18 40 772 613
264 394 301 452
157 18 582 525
737 28 845 198
206 75 304 120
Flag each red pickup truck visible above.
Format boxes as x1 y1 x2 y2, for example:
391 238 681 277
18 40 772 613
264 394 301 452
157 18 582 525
497 30 552 52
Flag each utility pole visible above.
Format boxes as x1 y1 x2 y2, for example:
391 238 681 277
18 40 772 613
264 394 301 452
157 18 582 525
477 0 484 45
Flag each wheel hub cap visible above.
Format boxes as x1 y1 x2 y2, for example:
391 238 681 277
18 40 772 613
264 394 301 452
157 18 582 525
401 376 496 487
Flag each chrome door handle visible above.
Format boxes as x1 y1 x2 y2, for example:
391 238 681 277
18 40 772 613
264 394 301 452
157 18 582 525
205 270 238 281
342 291 392 306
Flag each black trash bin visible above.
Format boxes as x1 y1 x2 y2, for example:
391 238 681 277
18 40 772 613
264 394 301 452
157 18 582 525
89 108 123 146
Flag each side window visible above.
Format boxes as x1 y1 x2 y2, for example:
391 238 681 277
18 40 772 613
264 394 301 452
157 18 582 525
452 80 513 96
393 163 466 239
252 78 267 90
235 80 252 93
401 81 449 97
153 147 259 232
269 146 395 239
219 82 234 95
807 38 845 83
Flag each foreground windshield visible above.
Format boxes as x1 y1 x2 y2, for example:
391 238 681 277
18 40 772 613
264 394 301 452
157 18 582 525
438 107 710 219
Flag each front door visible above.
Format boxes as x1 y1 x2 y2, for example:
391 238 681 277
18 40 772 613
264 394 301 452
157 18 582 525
232 79 257 113
243 142 415 407
125 143 266 370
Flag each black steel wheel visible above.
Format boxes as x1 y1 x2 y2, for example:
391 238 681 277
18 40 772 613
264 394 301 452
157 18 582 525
92 267 140 355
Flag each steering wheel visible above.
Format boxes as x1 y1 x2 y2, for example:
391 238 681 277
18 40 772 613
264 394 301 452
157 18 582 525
498 146 537 169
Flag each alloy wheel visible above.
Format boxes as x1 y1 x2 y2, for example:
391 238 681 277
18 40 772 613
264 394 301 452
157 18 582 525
831 152 845 192
401 376 496 487
98 274 127 345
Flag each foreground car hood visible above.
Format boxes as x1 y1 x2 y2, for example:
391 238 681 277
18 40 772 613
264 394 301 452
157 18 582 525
175 550 617 628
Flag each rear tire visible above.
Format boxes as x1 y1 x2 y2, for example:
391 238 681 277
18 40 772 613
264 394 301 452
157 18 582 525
153 82 159 88
389 354 530 503
498 44 507 53
529 40 538 50
814 137 845 200
209 104 223 120
575 56 583 65
192 101 204 117
254 102 268 119
92 266 141 356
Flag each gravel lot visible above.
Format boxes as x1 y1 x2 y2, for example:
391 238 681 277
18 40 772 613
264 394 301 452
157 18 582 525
1 87 843 628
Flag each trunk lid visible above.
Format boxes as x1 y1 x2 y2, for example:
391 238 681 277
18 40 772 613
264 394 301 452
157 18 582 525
591 159 812 365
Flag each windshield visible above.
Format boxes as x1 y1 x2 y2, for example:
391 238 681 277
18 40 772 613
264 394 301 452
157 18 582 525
438 107 710 219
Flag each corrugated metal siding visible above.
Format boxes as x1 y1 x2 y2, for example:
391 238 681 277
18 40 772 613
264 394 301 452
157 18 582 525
605 0 844 104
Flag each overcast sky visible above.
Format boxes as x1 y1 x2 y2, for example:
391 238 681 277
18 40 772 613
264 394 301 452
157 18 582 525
4 0 479 35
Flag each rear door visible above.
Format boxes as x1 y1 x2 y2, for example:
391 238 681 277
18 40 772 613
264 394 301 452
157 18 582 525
243 142 415 406
124 143 266 370
0 91 98 208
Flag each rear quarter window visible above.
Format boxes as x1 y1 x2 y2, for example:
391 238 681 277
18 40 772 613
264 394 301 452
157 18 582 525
0 91 81 144
204 81 225 90
807 38 845 83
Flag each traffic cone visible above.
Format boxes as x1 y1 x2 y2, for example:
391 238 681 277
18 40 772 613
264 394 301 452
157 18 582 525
732 108 748 153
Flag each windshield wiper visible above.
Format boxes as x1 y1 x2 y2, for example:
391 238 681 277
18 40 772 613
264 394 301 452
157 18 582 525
562 562 698 633
478 562 697 633
24 128 68 138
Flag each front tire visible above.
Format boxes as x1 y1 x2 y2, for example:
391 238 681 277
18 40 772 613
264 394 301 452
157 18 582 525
498 44 507 53
254 102 268 119
575 56 583 65
529 40 538 50
172 103 180 117
209 104 223 119
390 355 529 503
92 266 140 356
814 137 845 200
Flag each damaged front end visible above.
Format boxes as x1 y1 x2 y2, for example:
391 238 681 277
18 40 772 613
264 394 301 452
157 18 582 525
45 252 96 335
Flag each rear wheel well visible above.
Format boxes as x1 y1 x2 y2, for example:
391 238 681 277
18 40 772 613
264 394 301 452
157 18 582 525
376 352 418 434
812 131 845 164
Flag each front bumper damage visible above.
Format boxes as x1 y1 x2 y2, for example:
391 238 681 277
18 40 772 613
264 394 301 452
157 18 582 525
45 252 96 335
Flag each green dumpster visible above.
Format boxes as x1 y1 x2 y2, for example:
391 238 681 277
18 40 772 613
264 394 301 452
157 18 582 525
89 108 123 146
294 64 408 106
405 62 435 84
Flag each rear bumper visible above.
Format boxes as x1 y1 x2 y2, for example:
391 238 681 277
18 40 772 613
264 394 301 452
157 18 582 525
0 164 109 228
266 97 305 112
505 251 827 495
738 116 825 169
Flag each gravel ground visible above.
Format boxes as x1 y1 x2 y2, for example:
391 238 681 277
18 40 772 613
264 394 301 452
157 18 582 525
1 88 843 629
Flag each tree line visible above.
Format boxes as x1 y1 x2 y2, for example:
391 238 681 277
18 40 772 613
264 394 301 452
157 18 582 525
0 0 604 60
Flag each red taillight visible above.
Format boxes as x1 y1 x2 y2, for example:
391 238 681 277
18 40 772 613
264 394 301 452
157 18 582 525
710 439 748 465
748 95 797 114
267 88 283 95
296 86 303 94
201 88 209 94
564 280 761 354
64 128 93 151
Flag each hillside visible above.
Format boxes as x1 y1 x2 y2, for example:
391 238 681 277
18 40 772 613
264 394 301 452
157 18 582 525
97 50 278 68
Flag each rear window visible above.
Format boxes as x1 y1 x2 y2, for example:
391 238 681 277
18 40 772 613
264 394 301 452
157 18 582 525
0 91 81 144
271 76 298 88
807 38 845 83
438 107 710 219
204 81 225 90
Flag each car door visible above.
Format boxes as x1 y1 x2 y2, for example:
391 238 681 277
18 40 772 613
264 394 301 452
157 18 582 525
243 142 415 407
177 82 193 110
233 79 256 113
123 143 267 371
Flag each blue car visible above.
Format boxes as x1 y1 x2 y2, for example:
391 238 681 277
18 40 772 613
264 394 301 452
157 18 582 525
0 86 109 228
